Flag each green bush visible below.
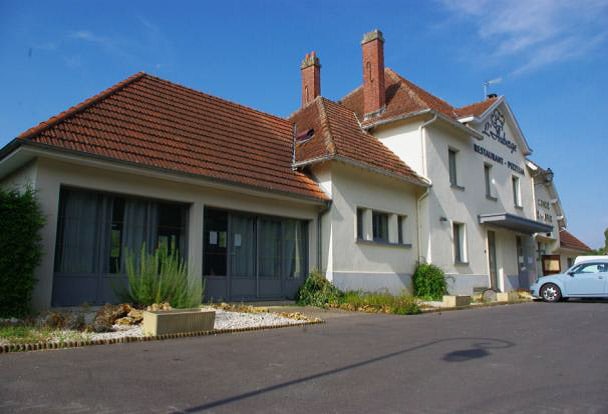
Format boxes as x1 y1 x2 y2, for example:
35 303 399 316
412 263 447 300
0 187 45 317
116 244 203 308
296 270 342 306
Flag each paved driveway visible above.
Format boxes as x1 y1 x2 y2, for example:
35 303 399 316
2 302 608 413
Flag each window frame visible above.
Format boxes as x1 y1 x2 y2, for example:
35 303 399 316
484 163 497 201
448 148 464 190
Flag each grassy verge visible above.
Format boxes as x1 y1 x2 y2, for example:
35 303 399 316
0 324 91 346
329 291 421 315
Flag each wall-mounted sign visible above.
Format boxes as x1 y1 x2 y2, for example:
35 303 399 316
483 110 518 154
537 199 553 224
473 144 525 175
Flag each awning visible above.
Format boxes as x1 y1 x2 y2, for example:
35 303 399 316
478 212 553 235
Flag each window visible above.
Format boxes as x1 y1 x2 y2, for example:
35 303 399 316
372 211 389 242
484 164 495 200
453 222 467 263
512 176 522 207
398 215 407 244
356 208 365 239
448 149 458 187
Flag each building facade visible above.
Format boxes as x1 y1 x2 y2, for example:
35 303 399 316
0 30 589 310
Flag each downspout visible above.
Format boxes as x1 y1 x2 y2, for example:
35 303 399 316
317 202 331 274
416 113 437 263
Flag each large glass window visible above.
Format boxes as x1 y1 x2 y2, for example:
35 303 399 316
54 188 187 275
202 208 308 280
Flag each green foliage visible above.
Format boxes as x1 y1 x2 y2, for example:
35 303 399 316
116 244 203 308
296 269 342 306
412 263 447 300
337 290 421 315
0 187 45 317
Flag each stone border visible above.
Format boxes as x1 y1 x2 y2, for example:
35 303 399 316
421 299 533 314
0 319 325 354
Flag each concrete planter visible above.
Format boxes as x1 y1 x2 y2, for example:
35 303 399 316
143 308 216 336
443 295 471 307
496 292 519 302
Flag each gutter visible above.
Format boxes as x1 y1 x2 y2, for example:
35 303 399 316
316 202 331 273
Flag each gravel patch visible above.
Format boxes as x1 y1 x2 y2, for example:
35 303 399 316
89 308 308 341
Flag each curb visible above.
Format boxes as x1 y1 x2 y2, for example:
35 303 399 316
0 319 325 354
420 299 534 314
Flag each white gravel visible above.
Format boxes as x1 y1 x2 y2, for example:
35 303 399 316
90 308 308 341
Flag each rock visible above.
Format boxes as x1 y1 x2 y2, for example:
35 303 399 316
65 313 85 331
115 317 134 325
92 318 113 333
127 309 143 323
145 302 172 312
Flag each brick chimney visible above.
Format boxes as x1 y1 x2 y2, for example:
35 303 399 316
301 51 321 107
361 30 385 116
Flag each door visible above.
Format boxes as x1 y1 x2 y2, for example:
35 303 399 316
229 214 257 300
487 231 499 290
258 218 283 298
564 262 608 296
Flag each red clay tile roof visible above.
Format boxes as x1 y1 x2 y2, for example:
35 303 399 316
455 96 499 118
290 97 428 186
340 67 497 127
560 229 592 252
15 72 328 201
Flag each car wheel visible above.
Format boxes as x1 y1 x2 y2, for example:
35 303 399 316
540 283 562 303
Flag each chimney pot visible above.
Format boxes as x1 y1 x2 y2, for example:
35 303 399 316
300 51 321 107
361 29 386 116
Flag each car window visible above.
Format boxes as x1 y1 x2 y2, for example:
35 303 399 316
576 263 603 274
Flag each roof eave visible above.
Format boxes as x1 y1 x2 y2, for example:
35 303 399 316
294 154 430 188
16 141 331 205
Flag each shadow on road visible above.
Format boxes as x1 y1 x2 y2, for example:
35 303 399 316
171 336 514 413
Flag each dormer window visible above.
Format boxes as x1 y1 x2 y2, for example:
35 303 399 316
296 128 314 144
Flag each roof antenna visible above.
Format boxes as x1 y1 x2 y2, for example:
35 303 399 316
483 77 502 99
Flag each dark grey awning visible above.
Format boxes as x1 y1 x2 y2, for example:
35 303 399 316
478 212 553 235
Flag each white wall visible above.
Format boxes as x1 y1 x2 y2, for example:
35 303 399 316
11 155 323 310
371 104 539 293
316 161 421 294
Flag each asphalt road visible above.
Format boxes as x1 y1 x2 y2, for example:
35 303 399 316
1 301 608 413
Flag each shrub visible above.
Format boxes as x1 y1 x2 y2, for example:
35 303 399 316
336 290 421 315
115 244 203 309
412 263 447 300
0 186 45 317
296 270 342 306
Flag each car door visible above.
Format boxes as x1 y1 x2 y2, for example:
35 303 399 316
564 263 606 296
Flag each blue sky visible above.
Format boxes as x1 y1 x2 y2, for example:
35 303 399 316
1 0 607 248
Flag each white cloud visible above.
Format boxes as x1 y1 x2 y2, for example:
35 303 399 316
439 0 608 75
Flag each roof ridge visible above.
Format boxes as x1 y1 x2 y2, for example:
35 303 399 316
141 73 290 125
17 72 147 141
386 67 457 117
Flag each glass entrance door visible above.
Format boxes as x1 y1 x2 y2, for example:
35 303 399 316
229 214 256 300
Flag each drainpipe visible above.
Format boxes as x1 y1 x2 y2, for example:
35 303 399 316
317 202 331 274
418 112 437 178
415 113 437 263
